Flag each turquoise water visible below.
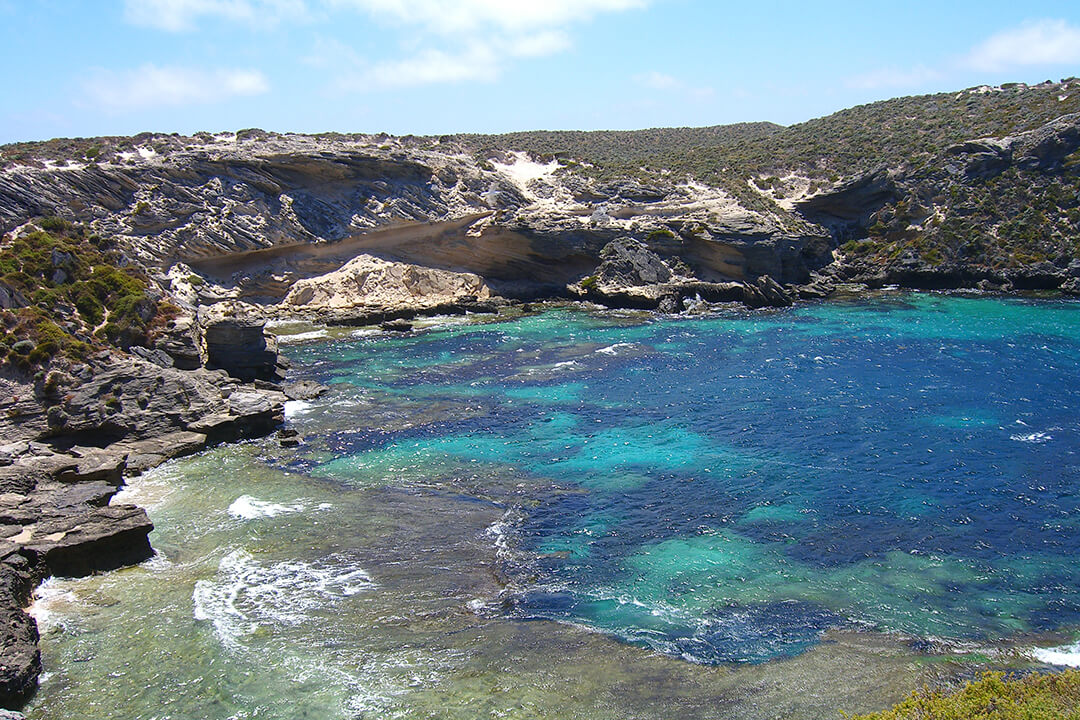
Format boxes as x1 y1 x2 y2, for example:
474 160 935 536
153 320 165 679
25 294 1080 719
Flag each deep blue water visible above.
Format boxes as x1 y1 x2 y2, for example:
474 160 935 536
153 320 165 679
287 294 1080 664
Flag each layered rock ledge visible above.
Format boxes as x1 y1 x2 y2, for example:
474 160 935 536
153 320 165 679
0 318 286 709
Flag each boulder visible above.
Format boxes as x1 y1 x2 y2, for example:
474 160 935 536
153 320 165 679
0 281 26 311
201 310 282 382
283 380 328 401
153 314 203 370
282 254 491 312
743 275 794 308
594 237 674 288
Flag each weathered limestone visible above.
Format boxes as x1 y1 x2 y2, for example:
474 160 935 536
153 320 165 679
283 254 491 312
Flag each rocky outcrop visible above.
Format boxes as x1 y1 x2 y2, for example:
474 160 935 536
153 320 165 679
0 334 288 708
198 303 284 382
944 112 1080 176
572 237 795 311
283 254 491 311
794 170 900 242
594 236 675 287
152 314 203 370
0 548 40 708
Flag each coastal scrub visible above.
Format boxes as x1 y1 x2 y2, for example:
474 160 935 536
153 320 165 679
848 670 1080 720
0 218 163 370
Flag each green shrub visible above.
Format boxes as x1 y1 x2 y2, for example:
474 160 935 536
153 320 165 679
0 221 161 369
38 216 72 233
847 670 1080 720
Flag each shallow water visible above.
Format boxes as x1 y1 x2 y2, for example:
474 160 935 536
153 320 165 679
25 294 1080 719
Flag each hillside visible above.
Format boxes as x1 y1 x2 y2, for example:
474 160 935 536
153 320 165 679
2 79 1079 315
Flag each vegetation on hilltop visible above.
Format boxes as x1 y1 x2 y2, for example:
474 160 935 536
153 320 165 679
0 219 170 371
455 80 1080 184
454 80 1080 248
455 122 782 176
847 670 1080 720
847 161 1080 269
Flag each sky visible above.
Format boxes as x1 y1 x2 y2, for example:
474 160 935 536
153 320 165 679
2 0 1080 144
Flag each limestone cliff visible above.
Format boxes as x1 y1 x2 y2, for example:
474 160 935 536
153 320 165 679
0 132 830 311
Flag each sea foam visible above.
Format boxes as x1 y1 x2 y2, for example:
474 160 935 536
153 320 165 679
193 549 374 650
276 329 329 345
283 400 313 419
227 495 305 520
1032 640 1080 667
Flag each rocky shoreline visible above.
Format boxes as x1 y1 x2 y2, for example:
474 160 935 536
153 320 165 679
0 309 316 711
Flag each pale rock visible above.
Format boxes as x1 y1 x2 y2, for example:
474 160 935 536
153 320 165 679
283 254 491 311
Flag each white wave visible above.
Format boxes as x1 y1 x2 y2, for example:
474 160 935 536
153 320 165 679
228 495 305 520
1010 431 1052 444
283 400 312 419
1032 640 1080 667
275 329 329 345
193 549 374 650
27 579 79 630
596 342 634 356
351 328 382 338
484 508 524 562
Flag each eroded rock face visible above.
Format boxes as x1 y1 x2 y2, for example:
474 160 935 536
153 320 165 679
282 254 491 311
595 237 675 288
0 345 288 709
198 303 283 382
0 551 40 709
0 134 833 304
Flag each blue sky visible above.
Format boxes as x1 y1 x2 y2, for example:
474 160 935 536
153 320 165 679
2 0 1080 143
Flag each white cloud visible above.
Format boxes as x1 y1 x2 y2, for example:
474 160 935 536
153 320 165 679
845 65 942 90
963 19 1080 71
124 0 308 31
82 65 269 110
327 0 646 34
324 32 571 91
353 46 498 89
634 71 714 100
126 0 647 91
319 1 645 91
510 31 572 58
844 18 1080 92
637 71 680 91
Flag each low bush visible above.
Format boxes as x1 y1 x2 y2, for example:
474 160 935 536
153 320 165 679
0 219 162 370
848 670 1080 720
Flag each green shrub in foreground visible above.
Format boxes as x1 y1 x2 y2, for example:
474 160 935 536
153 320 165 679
848 670 1080 720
